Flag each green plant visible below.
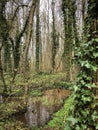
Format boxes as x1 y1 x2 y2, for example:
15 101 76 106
29 89 42 96
46 96 73 129
0 120 28 130
65 1 98 130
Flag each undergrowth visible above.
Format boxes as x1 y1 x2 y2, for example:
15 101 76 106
45 95 73 130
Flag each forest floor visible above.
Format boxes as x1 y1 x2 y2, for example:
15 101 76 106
0 73 73 130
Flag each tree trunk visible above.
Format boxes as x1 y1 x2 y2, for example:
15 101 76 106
0 45 7 93
51 0 58 72
21 0 37 77
35 0 40 73
62 0 76 81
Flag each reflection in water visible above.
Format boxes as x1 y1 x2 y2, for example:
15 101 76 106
24 89 70 128
0 95 3 104
25 99 51 128
25 98 34 128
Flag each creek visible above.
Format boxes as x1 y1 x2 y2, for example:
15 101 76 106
15 89 70 128
0 89 70 129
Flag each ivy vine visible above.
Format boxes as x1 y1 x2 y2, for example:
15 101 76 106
65 1 98 130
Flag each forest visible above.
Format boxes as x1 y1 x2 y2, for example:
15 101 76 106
0 0 98 130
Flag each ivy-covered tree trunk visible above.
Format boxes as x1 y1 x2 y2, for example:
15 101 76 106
36 0 40 73
0 1 16 75
62 0 76 81
0 0 9 93
51 0 58 72
0 45 7 93
66 1 98 130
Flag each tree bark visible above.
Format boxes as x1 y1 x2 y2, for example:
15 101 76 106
35 0 40 73
22 0 37 77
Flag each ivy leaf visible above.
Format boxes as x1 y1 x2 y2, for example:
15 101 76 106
96 123 98 130
92 114 98 120
65 124 71 130
93 52 98 58
95 38 98 42
82 96 91 102
84 62 91 68
91 83 96 88
91 65 97 72
92 111 98 121
80 61 87 67
67 116 77 125
92 31 96 34
73 85 79 92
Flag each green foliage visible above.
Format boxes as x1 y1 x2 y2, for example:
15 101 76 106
45 96 73 130
55 81 72 89
62 0 76 81
0 73 70 96
28 73 68 89
31 126 41 130
65 1 98 130
0 120 28 130
66 43 98 129
29 89 42 96
16 73 66 86
0 98 27 120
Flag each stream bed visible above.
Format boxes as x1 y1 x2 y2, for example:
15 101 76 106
16 89 70 128
0 89 70 129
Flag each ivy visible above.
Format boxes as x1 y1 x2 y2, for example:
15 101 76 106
65 1 98 130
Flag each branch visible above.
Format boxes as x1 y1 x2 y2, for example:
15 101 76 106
11 4 28 23
0 43 3 51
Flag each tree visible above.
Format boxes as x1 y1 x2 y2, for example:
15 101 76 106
66 1 98 129
62 0 76 81
0 0 9 93
35 0 40 73
51 0 59 72
22 0 37 77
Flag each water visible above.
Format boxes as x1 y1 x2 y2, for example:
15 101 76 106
10 89 70 128
0 95 3 104
25 98 34 128
24 89 70 128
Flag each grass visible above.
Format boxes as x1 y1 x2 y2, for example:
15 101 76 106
0 72 72 95
45 95 73 130
0 72 73 130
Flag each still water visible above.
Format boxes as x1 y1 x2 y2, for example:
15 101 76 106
15 89 70 128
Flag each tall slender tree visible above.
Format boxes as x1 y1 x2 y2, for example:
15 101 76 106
35 0 40 73
62 0 76 81
51 0 59 72
22 0 37 77
0 0 9 93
